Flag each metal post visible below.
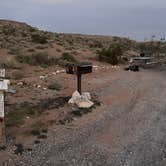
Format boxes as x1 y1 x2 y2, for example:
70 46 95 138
77 73 82 94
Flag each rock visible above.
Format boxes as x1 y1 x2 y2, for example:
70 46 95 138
72 91 81 101
17 82 24 86
77 100 94 108
93 65 98 68
68 91 94 108
7 88 16 94
37 85 41 88
82 92 91 100
39 75 47 79
56 70 60 74
56 70 66 74
68 98 74 104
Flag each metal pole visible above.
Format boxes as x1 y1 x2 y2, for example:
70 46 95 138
77 73 82 94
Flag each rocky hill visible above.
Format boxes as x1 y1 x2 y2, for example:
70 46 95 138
0 19 137 56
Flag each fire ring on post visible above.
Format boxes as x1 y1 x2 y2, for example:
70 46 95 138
66 62 92 94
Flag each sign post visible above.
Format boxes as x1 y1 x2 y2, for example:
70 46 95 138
0 69 10 144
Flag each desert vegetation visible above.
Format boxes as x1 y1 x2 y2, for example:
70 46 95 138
97 44 123 65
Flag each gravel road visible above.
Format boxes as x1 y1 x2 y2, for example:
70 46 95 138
3 68 166 166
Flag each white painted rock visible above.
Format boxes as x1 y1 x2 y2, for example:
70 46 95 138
56 70 60 74
72 91 81 101
17 82 24 86
37 85 41 88
68 91 81 104
82 92 91 100
68 98 75 104
68 91 94 108
77 100 94 109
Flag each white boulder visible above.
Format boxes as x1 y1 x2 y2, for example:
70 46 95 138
68 91 94 108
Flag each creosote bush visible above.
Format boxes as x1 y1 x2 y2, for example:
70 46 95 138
48 82 61 91
2 25 16 36
15 52 58 67
31 33 48 44
60 52 77 63
97 44 122 65
6 106 42 127
15 52 78 67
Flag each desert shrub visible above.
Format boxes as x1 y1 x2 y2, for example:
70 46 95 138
21 31 28 37
1 58 22 69
29 27 37 33
8 47 20 55
27 48 35 52
16 52 77 67
16 52 58 67
2 25 16 36
31 33 48 44
89 41 103 48
97 44 122 65
6 109 25 127
60 52 77 63
35 45 47 49
48 82 61 91
6 106 42 127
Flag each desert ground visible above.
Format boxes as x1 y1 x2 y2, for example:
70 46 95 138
0 20 166 165
1 65 166 166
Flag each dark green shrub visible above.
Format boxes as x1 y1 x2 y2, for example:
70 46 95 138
16 52 58 67
31 34 48 44
30 130 40 136
6 106 41 127
2 25 16 36
60 52 77 63
97 44 122 65
48 82 61 91
8 47 20 55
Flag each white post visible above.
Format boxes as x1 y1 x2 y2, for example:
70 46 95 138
0 69 9 144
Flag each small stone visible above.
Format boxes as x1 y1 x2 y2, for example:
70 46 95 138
17 82 24 86
37 85 41 88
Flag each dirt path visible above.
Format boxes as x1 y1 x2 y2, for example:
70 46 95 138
3 68 166 166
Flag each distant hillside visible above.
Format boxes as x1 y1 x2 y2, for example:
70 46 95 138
0 19 166 69
0 19 136 51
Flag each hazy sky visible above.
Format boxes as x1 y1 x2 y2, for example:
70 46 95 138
0 0 166 41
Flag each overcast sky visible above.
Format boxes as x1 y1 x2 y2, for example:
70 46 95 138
0 0 166 41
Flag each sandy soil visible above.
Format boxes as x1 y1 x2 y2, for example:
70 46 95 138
1 66 166 166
